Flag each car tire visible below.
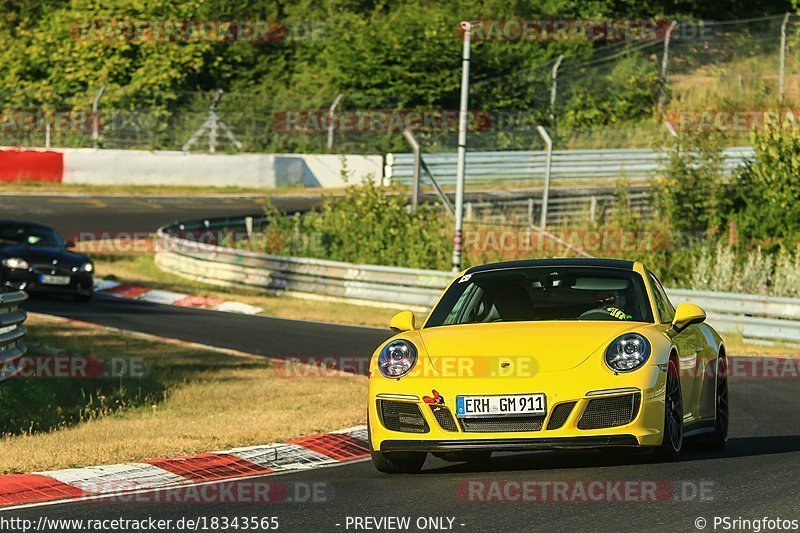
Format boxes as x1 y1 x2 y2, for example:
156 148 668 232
371 450 427 474
73 291 93 302
367 416 426 474
432 451 492 463
699 354 729 450
652 358 684 462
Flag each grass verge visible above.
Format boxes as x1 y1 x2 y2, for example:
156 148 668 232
0 314 366 474
94 253 397 328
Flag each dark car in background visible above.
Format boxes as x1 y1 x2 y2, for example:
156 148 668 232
0 220 94 301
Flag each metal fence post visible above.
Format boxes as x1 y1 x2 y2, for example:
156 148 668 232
452 20 472 272
327 94 344 151
658 21 677 111
549 55 564 123
402 129 421 210
780 12 791 103
536 125 553 228
92 85 105 148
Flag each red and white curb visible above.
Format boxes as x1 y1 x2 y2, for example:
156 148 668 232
0 426 368 508
94 278 262 315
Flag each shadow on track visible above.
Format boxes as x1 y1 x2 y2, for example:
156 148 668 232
417 435 800 475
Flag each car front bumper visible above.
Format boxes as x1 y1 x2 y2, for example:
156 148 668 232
368 363 669 452
2 268 93 295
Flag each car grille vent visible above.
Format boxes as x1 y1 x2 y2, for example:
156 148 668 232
429 405 459 432
378 400 429 433
32 264 74 276
459 416 545 433
546 401 577 430
577 393 641 430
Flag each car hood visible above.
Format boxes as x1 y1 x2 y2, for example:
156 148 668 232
0 243 89 266
419 321 643 375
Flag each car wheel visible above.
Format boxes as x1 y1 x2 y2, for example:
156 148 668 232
371 450 427 474
653 358 684 461
367 415 426 474
433 451 492 463
73 291 93 302
701 354 729 450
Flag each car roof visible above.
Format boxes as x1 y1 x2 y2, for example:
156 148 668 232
0 219 55 230
465 258 636 274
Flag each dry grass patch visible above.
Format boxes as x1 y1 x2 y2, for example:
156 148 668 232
0 315 366 473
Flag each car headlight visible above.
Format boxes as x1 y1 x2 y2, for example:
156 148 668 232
2 257 29 270
605 333 651 372
378 339 418 378
80 262 94 273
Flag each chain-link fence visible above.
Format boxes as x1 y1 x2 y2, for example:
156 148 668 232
1 14 798 155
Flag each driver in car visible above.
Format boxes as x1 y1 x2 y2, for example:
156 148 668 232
594 290 632 320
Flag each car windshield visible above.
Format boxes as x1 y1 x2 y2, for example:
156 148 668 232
425 266 654 327
0 223 64 248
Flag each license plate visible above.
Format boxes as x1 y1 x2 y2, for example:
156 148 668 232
39 274 70 285
456 394 546 418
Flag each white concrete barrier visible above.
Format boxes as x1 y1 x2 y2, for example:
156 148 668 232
58 149 382 188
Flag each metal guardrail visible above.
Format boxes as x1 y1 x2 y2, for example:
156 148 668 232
385 146 755 184
0 291 29 382
157 217 800 343
156 223 454 312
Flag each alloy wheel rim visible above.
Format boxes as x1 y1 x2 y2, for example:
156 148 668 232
666 365 683 451
717 357 729 440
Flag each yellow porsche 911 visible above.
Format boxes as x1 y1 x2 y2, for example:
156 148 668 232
368 259 729 474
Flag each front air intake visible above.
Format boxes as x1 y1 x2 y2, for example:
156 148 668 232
577 393 641 430
378 400 430 433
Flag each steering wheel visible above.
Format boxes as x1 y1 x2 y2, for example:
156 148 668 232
578 308 614 320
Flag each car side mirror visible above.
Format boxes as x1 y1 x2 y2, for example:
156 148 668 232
671 303 706 333
389 311 416 332
65 241 76 249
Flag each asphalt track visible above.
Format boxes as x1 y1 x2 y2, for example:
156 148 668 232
11 294 800 533
4 194 800 532
0 194 321 237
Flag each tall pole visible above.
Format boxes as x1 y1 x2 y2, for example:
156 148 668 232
780 13 791 103
452 20 471 272
658 21 677 111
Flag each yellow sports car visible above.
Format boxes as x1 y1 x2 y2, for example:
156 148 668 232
368 258 728 474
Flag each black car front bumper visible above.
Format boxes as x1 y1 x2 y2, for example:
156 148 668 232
2 268 93 296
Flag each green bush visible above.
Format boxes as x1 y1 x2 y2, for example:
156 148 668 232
260 179 453 270
725 121 800 248
655 133 727 234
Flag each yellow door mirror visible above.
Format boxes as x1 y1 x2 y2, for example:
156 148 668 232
389 311 416 332
671 303 706 332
